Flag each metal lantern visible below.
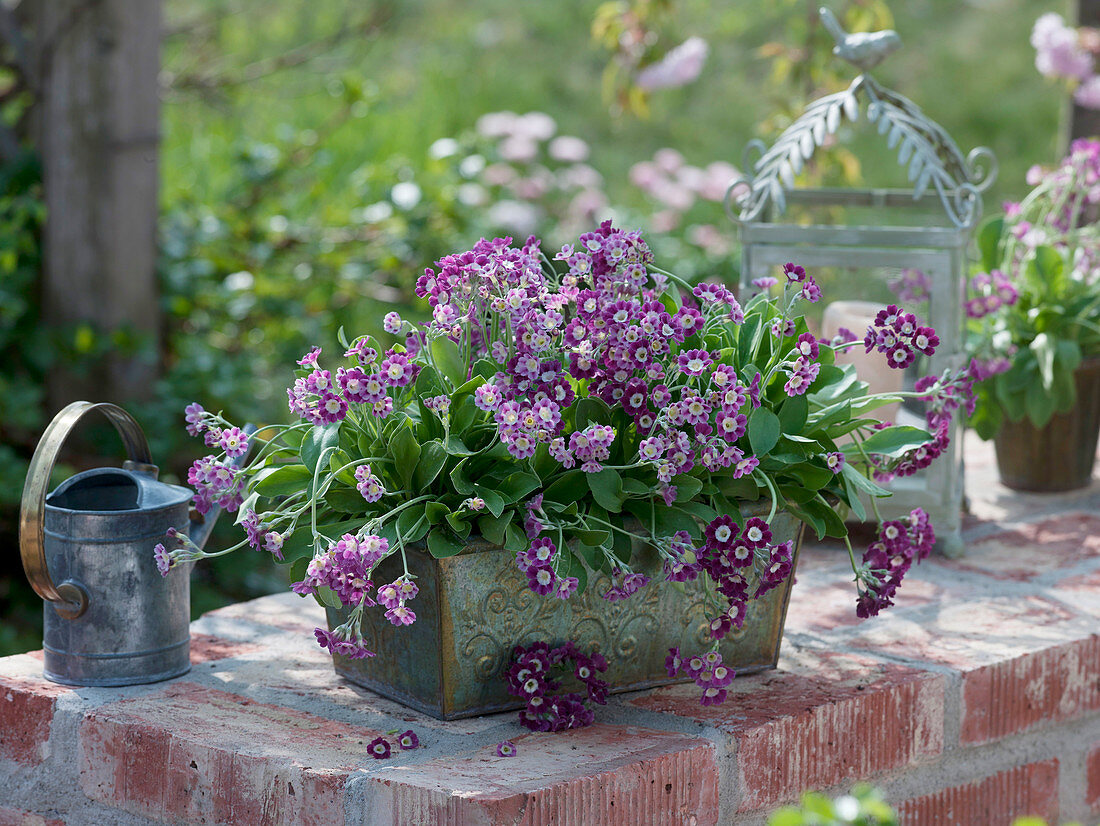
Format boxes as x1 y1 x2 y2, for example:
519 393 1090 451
725 9 997 556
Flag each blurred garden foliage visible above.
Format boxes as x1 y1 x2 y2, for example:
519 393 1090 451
0 0 1066 654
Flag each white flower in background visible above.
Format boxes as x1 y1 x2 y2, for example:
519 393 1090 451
459 153 486 178
557 163 603 190
567 189 609 222
360 201 394 223
1032 13 1094 81
487 200 540 236
1076 75 1100 109
224 271 254 291
654 148 685 174
391 182 422 210
429 138 459 160
698 161 740 201
476 111 518 138
635 37 709 90
548 136 589 163
514 111 557 141
482 162 517 186
457 183 488 207
499 136 539 163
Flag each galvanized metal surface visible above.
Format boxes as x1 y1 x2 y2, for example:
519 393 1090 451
328 509 804 720
20 402 196 687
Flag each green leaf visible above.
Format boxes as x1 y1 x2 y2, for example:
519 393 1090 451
976 216 1005 272
427 528 466 558
803 497 848 539
853 425 931 459
587 468 624 512
748 408 781 456
472 485 506 517
841 462 891 497
450 458 474 495
301 423 341 473
777 394 808 435
543 471 583 503
621 477 651 496
444 435 474 456
390 424 421 488
425 502 449 524
430 336 465 387
671 474 703 502
324 487 369 513
1025 384 1057 427
477 511 511 545
497 471 541 503
445 512 471 538
254 464 312 497
503 522 528 551
315 586 344 610
413 441 448 491
397 504 429 543
414 364 444 397
574 397 612 429
574 527 610 546
1031 333 1056 390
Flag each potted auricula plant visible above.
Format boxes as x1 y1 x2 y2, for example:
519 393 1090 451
967 138 1100 491
162 220 973 721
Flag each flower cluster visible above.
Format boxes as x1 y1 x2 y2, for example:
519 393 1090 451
696 515 794 639
505 641 609 732
286 343 418 426
964 270 1018 319
862 304 939 370
288 532 419 658
855 508 935 618
664 647 735 706
1031 13 1100 110
174 218 963 714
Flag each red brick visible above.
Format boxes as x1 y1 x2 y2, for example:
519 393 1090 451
847 595 1100 744
79 682 375 825
368 724 718 826
786 572 947 633
0 666 73 766
945 513 1100 581
1087 743 1100 811
0 808 64 826
189 633 265 663
629 646 944 811
896 759 1059 826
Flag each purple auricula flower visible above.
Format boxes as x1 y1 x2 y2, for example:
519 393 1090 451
368 736 391 759
496 741 517 757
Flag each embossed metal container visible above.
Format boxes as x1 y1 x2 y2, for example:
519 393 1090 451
326 509 803 719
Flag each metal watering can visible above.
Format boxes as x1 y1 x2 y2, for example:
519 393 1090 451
19 401 220 687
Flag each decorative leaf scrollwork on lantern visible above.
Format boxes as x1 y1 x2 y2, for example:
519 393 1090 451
725 73 997 230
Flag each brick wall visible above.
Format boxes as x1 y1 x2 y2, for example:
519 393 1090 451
2 434 1098 825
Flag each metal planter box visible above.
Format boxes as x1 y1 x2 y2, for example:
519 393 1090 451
326 510 804 719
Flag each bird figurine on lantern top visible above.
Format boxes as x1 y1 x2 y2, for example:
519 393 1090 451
819 6 901 73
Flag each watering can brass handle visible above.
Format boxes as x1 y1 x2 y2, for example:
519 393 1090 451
19 401 154 616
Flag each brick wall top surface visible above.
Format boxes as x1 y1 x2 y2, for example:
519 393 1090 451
3 433 1100 825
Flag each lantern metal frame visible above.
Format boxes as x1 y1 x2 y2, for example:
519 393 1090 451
725 69 997 557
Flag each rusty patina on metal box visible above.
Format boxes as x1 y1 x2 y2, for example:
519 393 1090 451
327 510 803 719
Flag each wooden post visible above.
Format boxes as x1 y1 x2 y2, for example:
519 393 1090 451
26 0 162 408
1069 0 1100 143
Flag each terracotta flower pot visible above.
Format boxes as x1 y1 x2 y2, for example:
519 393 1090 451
325 508 805 720
993 358 1100 492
